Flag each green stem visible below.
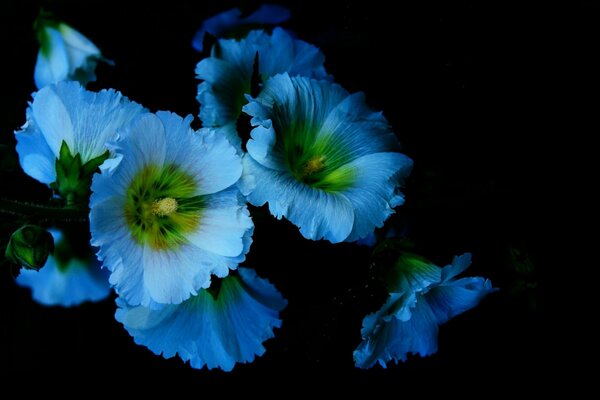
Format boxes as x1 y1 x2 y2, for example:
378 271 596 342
0 198 88 222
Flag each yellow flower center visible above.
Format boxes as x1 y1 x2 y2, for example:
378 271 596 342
151 197 178 217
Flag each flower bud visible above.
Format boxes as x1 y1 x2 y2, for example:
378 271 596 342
5 225 54 271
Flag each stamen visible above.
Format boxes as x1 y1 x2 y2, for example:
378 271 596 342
151 197 178 216
302 155 326 176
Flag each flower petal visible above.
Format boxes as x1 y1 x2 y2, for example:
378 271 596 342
186 189 252 257
34 27 69 89
16 229 110 307
191 4 291 52
426 276 496 325
440 252 473 282
29 81 145 162
340 152 413 242
115 268 287 371
354 295 439 368
14 118 56 184
243 155 354 242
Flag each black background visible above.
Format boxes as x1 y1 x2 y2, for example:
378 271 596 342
0 0 555 385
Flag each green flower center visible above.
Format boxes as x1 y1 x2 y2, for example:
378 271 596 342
124 164 205 251
284 138 356 192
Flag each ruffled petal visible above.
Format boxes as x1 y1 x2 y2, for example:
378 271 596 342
440 252 473 282
258 28 328 80
340 152 413 242
115 268 287 371
196 28 330 132
28 81 145 162
153 112 243 195
243 155 354 242
196 57 249 125
426 276 496 325
192 4 291 52
186 188 252 257
354 294 439 368
17 258 110 307
14 118 56 184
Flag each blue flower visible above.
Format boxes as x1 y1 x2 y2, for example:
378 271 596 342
16 229 110 307
353 253 496 368
115 268 287 371
90 111 253 308
240 73 413 243
196 28 329 148
192 4 291 52
14 81 145 186
34 19 104 89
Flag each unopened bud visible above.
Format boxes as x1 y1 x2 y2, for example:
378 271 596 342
5 225 54 271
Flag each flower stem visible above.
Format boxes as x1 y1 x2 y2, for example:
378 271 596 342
0 198 88 222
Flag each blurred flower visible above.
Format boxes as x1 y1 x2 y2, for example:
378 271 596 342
5 225 53 271
354 253 496 368
196 28 329 150
90 112 253 308
14 81 145 205
16 229 110 307
116 268 286 371
192 4 291 52
34 17 105 89
240 73 412 243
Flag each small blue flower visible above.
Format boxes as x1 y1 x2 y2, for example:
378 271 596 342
90 111 253 308
192 4 291 52
16 229 110 307
196 28 329 148
353 253 496 368
14 81 145 186
115 268 287 371
34 19 104 89
240 73 413 243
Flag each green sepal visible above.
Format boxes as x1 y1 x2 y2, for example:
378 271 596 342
50 141 109 206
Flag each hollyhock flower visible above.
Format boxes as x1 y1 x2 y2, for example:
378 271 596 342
192 4 291 52
196 28 329 148
34 18 104 89
353 253 496 368
16 229 110 307
115 268 286 371
14 81 145 205
90 111 253 308
241 73 413 243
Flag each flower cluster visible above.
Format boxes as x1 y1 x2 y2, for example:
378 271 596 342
5 5 495 371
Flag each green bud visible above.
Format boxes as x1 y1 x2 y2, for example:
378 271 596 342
5 225 54 271
50 141 109 206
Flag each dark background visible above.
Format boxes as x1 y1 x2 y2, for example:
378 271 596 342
0 0 556 385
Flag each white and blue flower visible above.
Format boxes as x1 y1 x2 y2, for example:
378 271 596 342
192 4 291 52
196 28 329 148
34 18 105 89
16 229 110 307
14 81 145 187
240 73 413 243
115 267 286 371
353 253 496 368
90 111 253 308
